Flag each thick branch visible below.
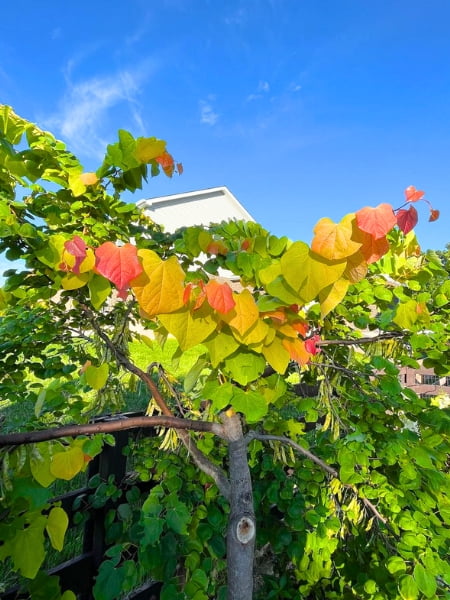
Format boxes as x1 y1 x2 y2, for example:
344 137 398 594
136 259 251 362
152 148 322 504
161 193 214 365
0 416 224 446
246 432 338 477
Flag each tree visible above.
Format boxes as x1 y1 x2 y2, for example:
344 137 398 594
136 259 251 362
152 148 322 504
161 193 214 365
0 105 449 600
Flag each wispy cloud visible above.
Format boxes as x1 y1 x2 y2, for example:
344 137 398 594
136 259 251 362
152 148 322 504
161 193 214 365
224 8 246 26
199 99 219 126
246 80 270 102
46 59 157 159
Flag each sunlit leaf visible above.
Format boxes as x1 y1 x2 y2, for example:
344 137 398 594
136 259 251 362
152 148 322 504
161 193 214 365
222 289 259 336
262 336 290 373
319 278 350 317
205 280 235 314
429 208 440 222
134 137 166 163
155 151 175 176
404 185 425 203
159 305 217 350
131 252 185 316
95 242 143 298
79 172 98 186
282 337 311 366
356 203 397 240
312 213 361 260
9 515 47 578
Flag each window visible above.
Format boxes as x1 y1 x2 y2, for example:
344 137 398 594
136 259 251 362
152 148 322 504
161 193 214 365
421 374 440 385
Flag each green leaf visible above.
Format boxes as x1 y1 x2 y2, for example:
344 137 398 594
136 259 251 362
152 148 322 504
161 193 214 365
85 363 109 390
223 350 266 385
46 507 69 551
166 502 191 534
231 388 268 423
398 574 419 600
9 515 47 578
30 443 56 488
88 275 111 309
413 563 437 598
142 516 164 545
93 559 125 600
386 556 407 575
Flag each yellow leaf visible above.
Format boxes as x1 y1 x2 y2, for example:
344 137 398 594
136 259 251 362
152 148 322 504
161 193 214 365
46 507 69 551
30 443 56 488
312 213 361 261
262 336 290 373
134 137 167 163
231 317 269 346
132 252 185 316
78 248 96 273
319 278 350 317
85 364 109 390
344 250 368 283
61 272 90 290
221 289 259 337
51 446 85 480
159 305 217 350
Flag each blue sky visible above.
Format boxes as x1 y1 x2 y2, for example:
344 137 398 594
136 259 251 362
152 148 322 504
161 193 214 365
1 0 449 282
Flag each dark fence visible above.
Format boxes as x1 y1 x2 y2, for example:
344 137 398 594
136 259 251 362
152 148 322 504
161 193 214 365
1 413 161 600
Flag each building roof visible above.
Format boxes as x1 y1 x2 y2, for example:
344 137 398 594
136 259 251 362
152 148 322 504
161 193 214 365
136 186 254 232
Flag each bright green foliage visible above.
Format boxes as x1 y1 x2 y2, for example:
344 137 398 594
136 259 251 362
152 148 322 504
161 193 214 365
1 106 450 600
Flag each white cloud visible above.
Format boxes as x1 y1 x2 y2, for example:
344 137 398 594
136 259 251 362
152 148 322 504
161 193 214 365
46 60 156 159
224 8 246 25
200 100 219 126
258 80 270 93
246 80 270 102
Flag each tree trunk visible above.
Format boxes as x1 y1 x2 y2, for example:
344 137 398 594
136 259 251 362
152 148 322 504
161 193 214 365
222 413 256 600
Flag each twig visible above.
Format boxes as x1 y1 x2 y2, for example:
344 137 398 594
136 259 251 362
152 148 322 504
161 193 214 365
245 432 338 478
317 331 405 347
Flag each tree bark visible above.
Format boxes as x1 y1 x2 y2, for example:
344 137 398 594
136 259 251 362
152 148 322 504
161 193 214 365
222 413 256 600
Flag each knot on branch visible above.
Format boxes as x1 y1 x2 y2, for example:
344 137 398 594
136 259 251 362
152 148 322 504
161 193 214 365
236 516 255 545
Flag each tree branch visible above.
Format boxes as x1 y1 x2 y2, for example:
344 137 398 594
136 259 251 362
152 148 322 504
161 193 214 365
0 415 224 446
245 432 338 478
80 304 231 499
245 432 388 525
317 331 405 346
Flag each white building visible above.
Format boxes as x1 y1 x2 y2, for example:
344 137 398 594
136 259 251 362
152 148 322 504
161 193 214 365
136 186 254 232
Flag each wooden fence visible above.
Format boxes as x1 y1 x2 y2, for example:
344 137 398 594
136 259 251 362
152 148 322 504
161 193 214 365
1 413 161 600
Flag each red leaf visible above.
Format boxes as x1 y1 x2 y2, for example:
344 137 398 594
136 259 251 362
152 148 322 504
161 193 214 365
241 239 251 251
205 280 235 314
305 335 321 355
355 203 397 240
206 240 228 255
64 236 88 274
95 242 143 298
429 208 440 222
156 151 175 177
396 205 418 234
404 185 425 203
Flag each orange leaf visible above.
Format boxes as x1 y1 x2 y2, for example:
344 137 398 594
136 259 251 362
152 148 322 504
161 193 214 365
205 280 236 314
79 172 98 186
95 242 143 298
404 185 425 203
156 151 175 177
176 162 183 175
429 208 440 222
355 203 397 240
396 206 418 234
312 214 361 260
291 320 309 337
282 337 311 366
183 283 193 305
206 240 228 255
